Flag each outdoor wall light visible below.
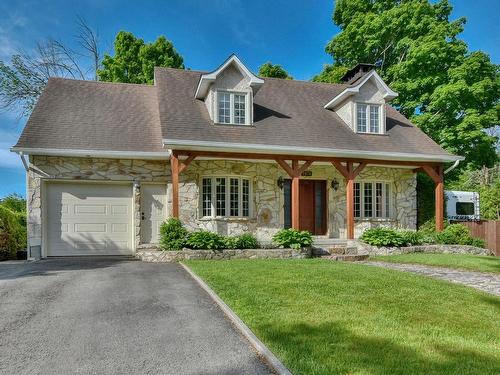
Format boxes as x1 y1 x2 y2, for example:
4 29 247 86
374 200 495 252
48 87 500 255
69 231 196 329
331 178 339 191
277 176 284 190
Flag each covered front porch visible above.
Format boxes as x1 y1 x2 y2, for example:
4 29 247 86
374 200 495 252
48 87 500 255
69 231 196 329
169 150 446 240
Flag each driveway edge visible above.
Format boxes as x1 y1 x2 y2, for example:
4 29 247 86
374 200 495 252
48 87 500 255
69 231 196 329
180 262 293 375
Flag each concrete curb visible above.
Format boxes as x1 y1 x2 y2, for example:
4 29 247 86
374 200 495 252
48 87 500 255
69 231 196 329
180 263 293 375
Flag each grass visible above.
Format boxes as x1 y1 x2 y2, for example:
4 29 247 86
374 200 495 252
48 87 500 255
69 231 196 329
370 253 500 274
185 259 500 375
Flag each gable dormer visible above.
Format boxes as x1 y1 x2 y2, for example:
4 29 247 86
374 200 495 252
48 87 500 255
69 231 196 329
324 65 398 135
195 55 264 126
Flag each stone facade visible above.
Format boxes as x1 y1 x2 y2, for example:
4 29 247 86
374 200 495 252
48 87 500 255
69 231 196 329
27 156 417 256
136 248 312 262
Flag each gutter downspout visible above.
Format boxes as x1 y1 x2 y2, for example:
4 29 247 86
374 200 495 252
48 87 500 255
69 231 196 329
18 151 29 171
444 159 460 174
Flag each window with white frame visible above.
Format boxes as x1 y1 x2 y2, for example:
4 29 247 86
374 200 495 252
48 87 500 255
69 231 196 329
217 91 248 125
354 181 391 219
357 103 382 133
200 176 251 218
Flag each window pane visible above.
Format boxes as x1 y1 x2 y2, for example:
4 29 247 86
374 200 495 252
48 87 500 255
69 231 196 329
385 183 390 218
370 105 379 133
456 202 474 215
375 182 383 218
230 178 239 216
216 178 226 216
218 92 231 123
242 179 250 217
234 94 246 124
357 104 367 132
354 182 361 218
364 183 373 218
283 179 291 229
202 178 212 217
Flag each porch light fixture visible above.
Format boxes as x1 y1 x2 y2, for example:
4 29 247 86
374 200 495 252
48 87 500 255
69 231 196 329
277 176 284 190
331 178 339 191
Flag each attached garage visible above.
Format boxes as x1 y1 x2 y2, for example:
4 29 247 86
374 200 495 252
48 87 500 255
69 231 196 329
45 182 134 256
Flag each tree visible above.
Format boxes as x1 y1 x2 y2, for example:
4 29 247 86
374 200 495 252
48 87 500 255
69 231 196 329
316 0 499 169
98 32 184 84
258 62 292 79
0 17 100 117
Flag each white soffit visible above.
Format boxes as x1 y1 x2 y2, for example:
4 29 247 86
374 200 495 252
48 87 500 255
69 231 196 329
324 70 398 109
194 54 264 99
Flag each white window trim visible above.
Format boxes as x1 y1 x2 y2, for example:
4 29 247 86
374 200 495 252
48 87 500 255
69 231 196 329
199 175 253 219
216 90 250 126
354 180 392 220
355 102 384 134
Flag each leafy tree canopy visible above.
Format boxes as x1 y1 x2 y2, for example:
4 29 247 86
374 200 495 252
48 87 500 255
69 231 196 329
315 0 499 169
258 62 293 79
98 31 184 84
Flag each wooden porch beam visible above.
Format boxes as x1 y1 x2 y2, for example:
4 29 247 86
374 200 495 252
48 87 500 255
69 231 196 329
346 162 355 239
297 160 314 176
275 158 296 178
175 150 442 168
351 162 367 179
331 161 349 179
435 165 444 232
178 154 196 174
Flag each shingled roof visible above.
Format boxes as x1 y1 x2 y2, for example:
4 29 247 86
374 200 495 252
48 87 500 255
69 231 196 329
14 67 458 162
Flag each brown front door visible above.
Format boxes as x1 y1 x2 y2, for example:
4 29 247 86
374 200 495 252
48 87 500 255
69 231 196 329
284 180 327 235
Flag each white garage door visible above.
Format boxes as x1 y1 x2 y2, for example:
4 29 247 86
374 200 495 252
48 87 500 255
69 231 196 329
47 183 133 256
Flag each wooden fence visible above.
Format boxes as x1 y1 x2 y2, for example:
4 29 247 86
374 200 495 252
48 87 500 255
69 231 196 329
458 221 499 256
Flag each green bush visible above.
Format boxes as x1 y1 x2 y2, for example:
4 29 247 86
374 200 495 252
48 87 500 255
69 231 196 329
186 230 225 250
0 205 27 260
434 224 485 247
360 227 405 247
233 233 259 249
398 230 424 246
272 229 313 249
159 218 187 250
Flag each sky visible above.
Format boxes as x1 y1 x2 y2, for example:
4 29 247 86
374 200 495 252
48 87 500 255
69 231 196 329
0 0 499 198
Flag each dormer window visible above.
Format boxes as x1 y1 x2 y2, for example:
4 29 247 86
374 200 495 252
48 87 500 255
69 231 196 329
356 103 381 134
217 91 248 125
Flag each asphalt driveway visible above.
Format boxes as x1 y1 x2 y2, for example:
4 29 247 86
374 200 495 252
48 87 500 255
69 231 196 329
0 258 271 375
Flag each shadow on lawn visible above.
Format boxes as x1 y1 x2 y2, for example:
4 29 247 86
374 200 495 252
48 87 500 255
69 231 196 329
260 321 499 375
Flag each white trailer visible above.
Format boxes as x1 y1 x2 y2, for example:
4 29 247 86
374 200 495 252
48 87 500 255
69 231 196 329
445 190 480 221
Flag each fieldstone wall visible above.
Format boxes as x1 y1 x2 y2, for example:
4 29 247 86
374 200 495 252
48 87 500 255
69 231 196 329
357 243 493 256
26 156 418 256
136 248 312 262
27 156 170 254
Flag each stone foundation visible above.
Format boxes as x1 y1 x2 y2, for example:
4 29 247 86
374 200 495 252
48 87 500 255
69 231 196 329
136 248 312 262
358 243 493 256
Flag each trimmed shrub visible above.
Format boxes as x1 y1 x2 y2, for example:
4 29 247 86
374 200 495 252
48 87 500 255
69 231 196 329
159 218 187 250
272 229 313 250
434 224 485 247
186 230 225 250
233 233 259 249
398 230 424 246
360 228 405 247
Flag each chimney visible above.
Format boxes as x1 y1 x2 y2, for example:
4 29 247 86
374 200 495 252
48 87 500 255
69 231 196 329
341 63 376 84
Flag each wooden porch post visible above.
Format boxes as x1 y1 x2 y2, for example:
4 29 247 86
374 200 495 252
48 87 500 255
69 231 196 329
291 160 300 230
170 152 179 218
435 165 444 232
346 162 355 239
421 164 445 232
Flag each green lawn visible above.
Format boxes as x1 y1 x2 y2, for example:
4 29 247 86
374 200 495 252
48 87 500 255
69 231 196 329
185 259 500 375
370 253 500 274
